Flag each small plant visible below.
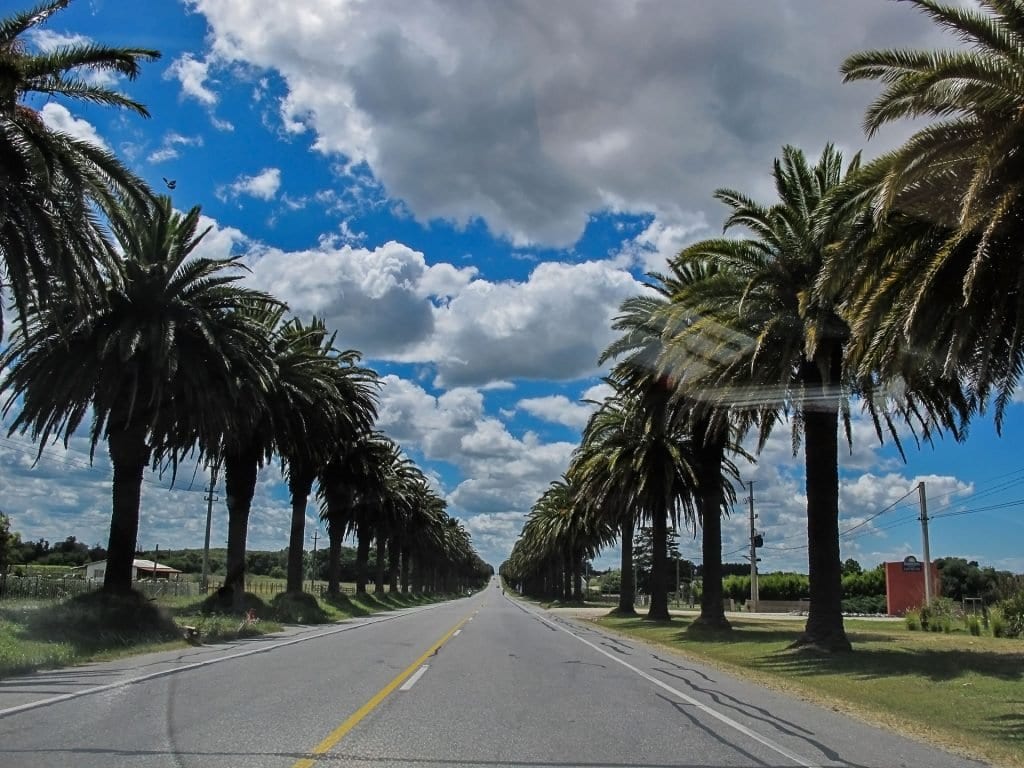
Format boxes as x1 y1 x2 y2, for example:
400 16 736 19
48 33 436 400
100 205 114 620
904 609 921 631
989 606 1007 638
966 614 982 636
995 591 1024 638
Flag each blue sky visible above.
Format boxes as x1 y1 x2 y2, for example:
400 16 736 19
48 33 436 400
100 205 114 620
3 0 1023 574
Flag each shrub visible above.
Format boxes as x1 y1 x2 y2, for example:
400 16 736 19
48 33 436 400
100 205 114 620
269 592 329 624
966 614 982 636
268 566 286 580
905 609 921 631
989 606 1007 638
841 595 887 614
994 591 1024 638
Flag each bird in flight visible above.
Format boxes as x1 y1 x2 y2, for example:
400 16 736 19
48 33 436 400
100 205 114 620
163 177 177 190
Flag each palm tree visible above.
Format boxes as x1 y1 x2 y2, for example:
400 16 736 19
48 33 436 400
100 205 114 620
602 262 744 629
317 431 392 595
657 146 868 650
275 318 378 594
1 196 276 592
837 0 1024 426
572 388 696 620
0 0 158 334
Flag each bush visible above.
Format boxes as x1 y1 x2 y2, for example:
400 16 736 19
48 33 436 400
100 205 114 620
989 606 1007 638
994 591 1024 638
268 566 286 580
966 614 982 636
269 592 329 624
905 609 922 631
841 595 887 614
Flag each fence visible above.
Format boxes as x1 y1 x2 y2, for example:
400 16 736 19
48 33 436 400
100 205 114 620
0 575 204 601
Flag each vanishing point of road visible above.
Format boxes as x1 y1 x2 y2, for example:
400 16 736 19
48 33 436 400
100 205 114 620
0 578 985 767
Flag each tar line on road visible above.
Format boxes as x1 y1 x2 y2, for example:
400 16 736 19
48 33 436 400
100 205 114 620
518 602 819 768
290 604 481 768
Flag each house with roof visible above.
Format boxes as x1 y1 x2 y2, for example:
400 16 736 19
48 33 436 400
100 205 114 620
76 559 182 581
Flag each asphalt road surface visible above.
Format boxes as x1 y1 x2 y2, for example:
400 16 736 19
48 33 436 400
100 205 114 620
0 578 986 768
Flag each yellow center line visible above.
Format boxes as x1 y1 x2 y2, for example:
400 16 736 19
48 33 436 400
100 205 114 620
290 606 479 768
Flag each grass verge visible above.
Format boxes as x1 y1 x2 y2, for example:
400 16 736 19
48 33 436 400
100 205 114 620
591 613 1024 768
0 588 461 679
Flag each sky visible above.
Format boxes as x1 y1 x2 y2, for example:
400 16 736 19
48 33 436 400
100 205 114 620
3 0 1024 575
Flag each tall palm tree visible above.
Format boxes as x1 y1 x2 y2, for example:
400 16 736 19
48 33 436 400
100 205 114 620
837 0 1024 426
0 0 158 334
659 146 866 650
572 388 697 620
317 431 392 595
602 262 744 629
276 318 378 594
1 197 276 592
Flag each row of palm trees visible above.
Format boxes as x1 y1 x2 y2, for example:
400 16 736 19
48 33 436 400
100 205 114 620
0 1 491 610
504 0 1023 651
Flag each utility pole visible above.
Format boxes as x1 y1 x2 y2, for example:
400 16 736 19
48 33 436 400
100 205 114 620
748 481 759 612
310 529 319 593
918 481 932 605
201 464 218 592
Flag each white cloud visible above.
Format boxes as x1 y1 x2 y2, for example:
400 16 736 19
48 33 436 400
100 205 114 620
188 0 948 247
147 131 204 164
165 53 218 106
411 260 642 387
221 167 282 201
517 395 593 429
38 104 109 151
375 375 577 562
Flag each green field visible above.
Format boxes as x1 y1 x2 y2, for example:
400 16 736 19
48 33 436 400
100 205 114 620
592 614 1024 768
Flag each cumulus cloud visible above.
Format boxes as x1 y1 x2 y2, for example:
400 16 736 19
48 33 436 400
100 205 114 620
375 375 576 561
242 239 475 355
166 53 219 106
147 131 204 164
39 104 109 151
215 219 639 385
412 260 641 387
516 395 593 429
221 167 282 201
188 0 947 247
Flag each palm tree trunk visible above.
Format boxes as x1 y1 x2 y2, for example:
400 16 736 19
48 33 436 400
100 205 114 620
326 524 342 595
562 548 571 601
400 546 411 593
572 547 583 602
693 421 731 630
224 442 260 612
103 425 150 593
388 535 400 592
617 511 636 614
648 508 670 620
355 527 370 594
794 359 850 652
285 466 316 593
374 537 386 593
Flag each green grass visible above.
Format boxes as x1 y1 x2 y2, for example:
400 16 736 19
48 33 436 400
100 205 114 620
0 587 462 679
592 613 1024 768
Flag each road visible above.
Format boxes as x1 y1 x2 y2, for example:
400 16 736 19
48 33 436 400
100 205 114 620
0 578 985 768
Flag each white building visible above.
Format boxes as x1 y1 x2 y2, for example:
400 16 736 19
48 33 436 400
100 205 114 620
79 559 182 581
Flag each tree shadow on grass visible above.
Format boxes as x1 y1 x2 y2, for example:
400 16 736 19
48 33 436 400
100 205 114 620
22 591 182 653
753 645 1024 683
320 593 371 617
982 704 1024 746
